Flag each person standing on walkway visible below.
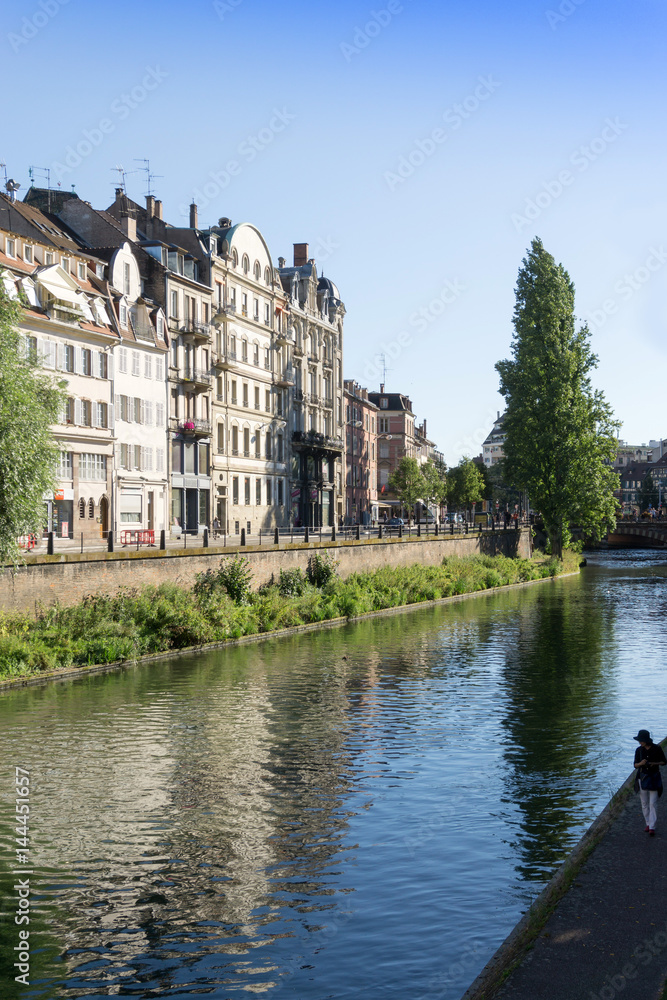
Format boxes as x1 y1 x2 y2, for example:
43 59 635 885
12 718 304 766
633 729 666 836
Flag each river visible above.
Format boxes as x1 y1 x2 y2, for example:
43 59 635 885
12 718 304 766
1 550 666 1000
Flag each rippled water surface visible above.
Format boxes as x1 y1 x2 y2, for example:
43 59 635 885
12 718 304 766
2 550 667 999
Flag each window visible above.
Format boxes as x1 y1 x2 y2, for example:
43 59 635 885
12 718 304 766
62 258 70 274
63 397 74 424
266 479 272 505
231 380 237 405
256 479 262 505
64 344 74 373
243 428 250 457
266 432 272 460
277 434 283 462
231 425 239 455
155 357 164 380
119 303 128 327
171 338 178 369
57 452 73 479
253 298 259 321
79 454 107 480
253 344 259 366
81 349 92 376
133 445 142 470
254 386 260 410
243 383 249 407
24 244 33 263
77 261 86 279
232 477 239 505
156 448 164 472
217 422 225 453
264 266 271 286
99 352 108 379
45 251 54 265
380 398 388 409
241 293 248 317
6 239 16 257
88 497 95 518
170 290 178 317
265 389 271 413
231 249 238 268
255 431 261 458
96 263 104 279
264 303 270 326
244 477 251 505
278 479 284 506
156 402 165 425
132 351 140 376
242 340 248 362
242 254 249 274
95 402 108 428
79 498 86 518
81 400 92 426
157 314 164 337
253 260 260 280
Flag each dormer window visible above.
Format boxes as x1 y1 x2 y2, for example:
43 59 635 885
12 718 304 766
242 254 249 274
46 251 54 265
380 398 388 409
24 244 33 263
78 262 86 279
231 249 238 268
62 257 70 273
119 304 128 328
253 260 260 280
96 263 104 278
157 314 164 336
6 238 15 257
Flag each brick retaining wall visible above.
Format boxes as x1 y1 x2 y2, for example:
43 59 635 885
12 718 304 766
1 529 530 614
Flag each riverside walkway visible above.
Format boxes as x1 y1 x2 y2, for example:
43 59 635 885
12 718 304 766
464 771 667 1000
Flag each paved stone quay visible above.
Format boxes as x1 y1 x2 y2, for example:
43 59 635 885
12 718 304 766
463 769 667 1000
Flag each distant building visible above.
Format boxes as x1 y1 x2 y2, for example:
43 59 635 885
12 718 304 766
482 412 505 466
367 385 417 516
344 381 378 524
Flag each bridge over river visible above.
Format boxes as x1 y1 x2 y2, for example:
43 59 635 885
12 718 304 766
607 519 667 547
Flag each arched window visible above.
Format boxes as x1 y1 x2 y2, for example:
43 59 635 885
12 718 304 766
78 498 85 518
231 249 238 268
253 260 261 280
88 498 95 519
242 254 249 274
264 267 271 286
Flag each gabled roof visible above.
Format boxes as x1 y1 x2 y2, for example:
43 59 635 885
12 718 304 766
0 192 83 254
367 391 414 413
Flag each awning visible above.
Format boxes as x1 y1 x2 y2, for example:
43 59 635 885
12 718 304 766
36 277 83 307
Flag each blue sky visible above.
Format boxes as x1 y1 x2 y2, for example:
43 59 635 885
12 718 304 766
3 0 666 463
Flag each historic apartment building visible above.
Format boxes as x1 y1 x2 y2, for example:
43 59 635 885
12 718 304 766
0 192 117 542
278 244 345 527
367 386 417 516
343 380 378 524
482 412 506 467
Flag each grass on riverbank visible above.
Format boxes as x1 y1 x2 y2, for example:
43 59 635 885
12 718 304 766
0 551 578 680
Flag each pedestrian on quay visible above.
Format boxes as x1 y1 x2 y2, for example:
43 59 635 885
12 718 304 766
633 729 666 836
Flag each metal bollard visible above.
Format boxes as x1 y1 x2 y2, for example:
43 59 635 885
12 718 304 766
304 525 309 543
108 530 114 553
274 527 279 545
184 531 187 548
47 531 54 555
203 527 209 548
398 524 403 539
331 524 336 542
465 521 469 534
159 529 165 550
435 521 439 536
356 524 361 540
378 523 383 539
241 528 246 546
417 522 421 537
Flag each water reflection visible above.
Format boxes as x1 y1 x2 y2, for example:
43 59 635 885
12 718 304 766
1 553 666 998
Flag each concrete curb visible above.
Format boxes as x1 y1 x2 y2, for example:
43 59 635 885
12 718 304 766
0 569 579 694
459 737 667 1000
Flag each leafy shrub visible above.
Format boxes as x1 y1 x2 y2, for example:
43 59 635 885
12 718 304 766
194 557 253 604
278 568 309 597
307 552 339 588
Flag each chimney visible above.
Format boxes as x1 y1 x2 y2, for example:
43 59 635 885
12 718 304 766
121 214 136 241
146 194 155 217
278 256 285 268
380 383 385 393
293 243 308 267
154 199 163 220
190 202 198 229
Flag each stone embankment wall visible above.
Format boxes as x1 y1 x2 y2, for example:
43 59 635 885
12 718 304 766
1 529 530 614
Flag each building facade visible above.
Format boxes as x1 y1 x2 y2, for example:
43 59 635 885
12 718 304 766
367 386 417 517
343 380 378 524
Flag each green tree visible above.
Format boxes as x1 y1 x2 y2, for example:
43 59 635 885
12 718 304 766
420 459 447 515
0 288 63 566
446 457 485 515
496 238 619 557
388 456 426 519
637 471 658 512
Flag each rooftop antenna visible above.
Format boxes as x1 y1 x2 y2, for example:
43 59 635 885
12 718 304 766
135 158 163 197
379 352 392 387
28 166 52 210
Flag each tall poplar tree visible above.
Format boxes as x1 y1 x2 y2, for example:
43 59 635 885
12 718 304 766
0 287 63 567
496 239 618 557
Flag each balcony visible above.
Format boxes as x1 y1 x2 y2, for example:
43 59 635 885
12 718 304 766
48 304 83 325
276 366 295 387
275 327 295 347
323 395 334 408
181 367 211 390
322 356 333 368
293 342 304 356
293 388 305 402
181 320 211 343
177 418 212 436
292 430 344 454
310 392 320 405
213 302 236 324
212 349 237 370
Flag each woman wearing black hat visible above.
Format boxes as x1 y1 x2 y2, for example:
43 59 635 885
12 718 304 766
633 730 666 836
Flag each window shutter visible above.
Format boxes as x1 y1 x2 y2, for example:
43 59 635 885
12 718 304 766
114 394 121 414
57 343 66 370
91 403 99 428
74 398 82 425
145 401 153 426
107 352 114 379
109 403 114 429
140 399 145 425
